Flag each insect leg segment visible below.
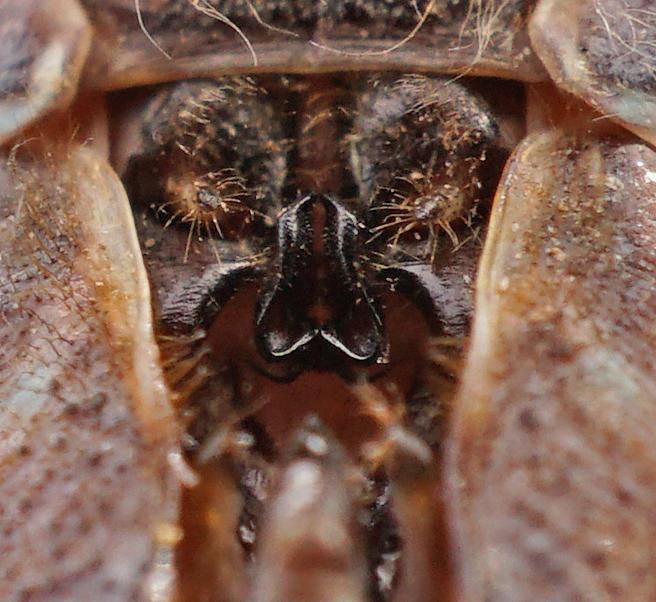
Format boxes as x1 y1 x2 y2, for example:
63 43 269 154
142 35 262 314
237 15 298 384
354 381 454 602
175 456 248 602
251 416 368 602
449 129 656 601
0 142 179 601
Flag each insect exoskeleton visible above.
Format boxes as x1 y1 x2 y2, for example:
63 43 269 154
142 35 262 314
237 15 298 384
1 2 655 602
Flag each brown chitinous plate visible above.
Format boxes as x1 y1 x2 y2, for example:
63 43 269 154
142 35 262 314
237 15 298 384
1 1 656 601
80 0 546 88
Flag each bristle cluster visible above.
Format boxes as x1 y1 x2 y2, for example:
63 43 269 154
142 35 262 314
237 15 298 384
158 329 215 406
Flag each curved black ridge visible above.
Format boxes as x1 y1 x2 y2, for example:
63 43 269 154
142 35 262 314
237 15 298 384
160 262 259 334
378 263 464 336
256 193 387 367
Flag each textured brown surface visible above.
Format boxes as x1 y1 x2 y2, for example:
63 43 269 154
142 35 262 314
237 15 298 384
251 422 367 602
80 0 546 89
531 0 656 145
0 0 91 145
0 143 179 601
448 129 656 600
7 1 656 594
175 461 246 602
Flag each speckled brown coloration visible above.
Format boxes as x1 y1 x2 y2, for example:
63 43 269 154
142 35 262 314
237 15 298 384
581 0 656 94
530 0 656 145
80 0 545 88
2 1 656 600
449 131 656 601
0 143 179 602
0 0 91 144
